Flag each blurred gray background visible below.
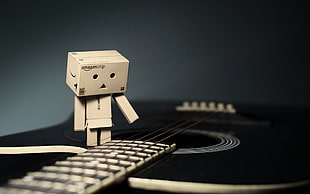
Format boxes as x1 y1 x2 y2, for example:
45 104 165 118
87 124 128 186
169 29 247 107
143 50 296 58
0 0 309 137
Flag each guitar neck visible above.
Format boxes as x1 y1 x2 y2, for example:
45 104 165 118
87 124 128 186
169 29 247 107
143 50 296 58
0 140 176 194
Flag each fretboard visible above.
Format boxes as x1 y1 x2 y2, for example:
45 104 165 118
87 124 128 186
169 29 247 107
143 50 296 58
0 140 176 194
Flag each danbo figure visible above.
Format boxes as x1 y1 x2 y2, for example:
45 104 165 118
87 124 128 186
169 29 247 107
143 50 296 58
66 50 139 146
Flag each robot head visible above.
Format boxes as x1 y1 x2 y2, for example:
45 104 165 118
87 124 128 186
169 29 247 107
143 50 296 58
66 50 129 96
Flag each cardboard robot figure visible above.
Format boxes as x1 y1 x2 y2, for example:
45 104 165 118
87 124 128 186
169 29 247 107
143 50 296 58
66 50 139 146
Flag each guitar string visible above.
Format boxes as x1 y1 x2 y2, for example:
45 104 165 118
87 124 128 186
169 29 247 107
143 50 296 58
83 111 223 171
105 112 223 164
99 111 222 156
65 110 209 154
64 109 227 157
116 111 224 169
130 111 207 141
64 111 206 144
102 110 203 142
148 112 219 143
89 110 220 146
121 119 184 141
100 111 211 144
63 111 199 143
141 112 215 142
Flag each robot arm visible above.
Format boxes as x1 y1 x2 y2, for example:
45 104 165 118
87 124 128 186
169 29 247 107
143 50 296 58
74 96 86 131
113 93 139 124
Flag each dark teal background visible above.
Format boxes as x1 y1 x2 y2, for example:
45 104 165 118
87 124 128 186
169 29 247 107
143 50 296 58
0 0 309 136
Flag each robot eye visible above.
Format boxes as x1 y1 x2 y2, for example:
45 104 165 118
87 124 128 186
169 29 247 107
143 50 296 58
110 73 115 78
70 71 76 78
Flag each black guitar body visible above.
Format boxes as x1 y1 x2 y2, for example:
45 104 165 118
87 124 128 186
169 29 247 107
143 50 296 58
0 101 310 193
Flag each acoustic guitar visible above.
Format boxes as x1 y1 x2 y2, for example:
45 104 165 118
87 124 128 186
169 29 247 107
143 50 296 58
0 101 309 193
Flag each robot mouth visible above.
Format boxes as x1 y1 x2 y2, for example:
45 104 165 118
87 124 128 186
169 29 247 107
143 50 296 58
100 83 107 89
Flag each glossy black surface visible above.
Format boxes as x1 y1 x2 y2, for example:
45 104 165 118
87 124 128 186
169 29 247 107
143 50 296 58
0 101 309 193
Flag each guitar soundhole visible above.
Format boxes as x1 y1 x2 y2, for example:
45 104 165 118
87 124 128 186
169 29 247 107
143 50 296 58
165 130 219 149
113 129 218 149
113 128 240 154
